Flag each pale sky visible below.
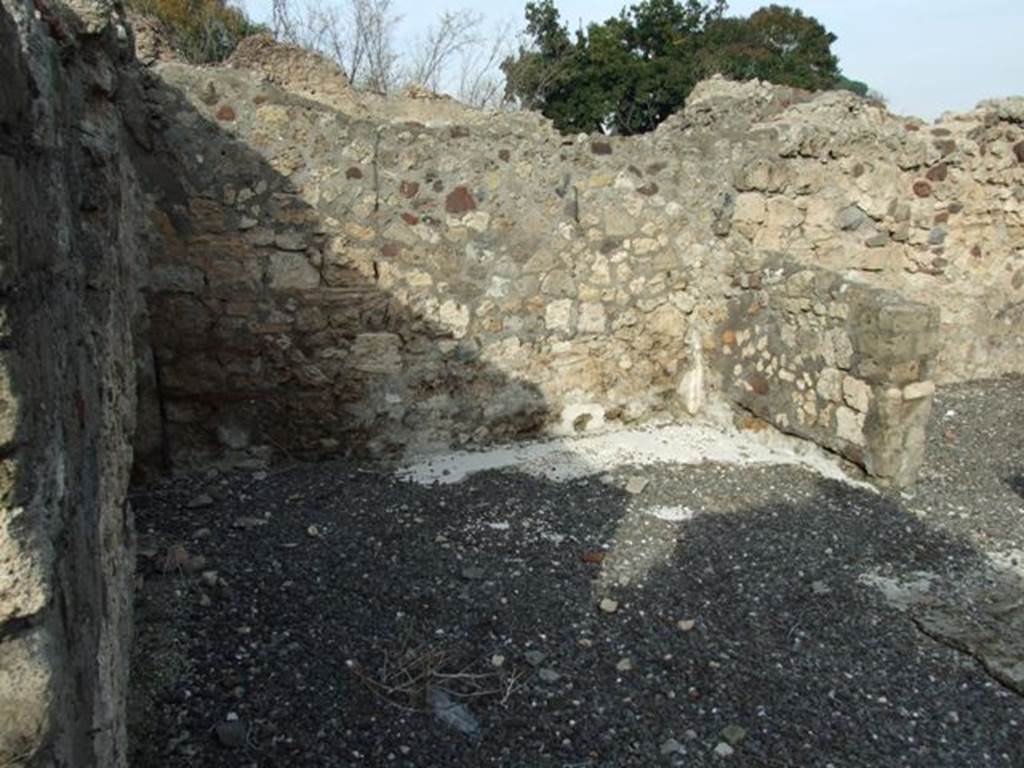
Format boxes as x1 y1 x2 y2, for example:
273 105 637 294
244 0 1023 121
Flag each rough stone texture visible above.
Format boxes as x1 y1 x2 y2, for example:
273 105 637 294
129 51 1021 486
225 34 362 115
0 15 1019 765
675 79 1024 383
136 62 717 469
0 1 141 765
719 253 940 486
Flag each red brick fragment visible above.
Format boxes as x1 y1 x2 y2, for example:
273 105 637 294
748 373 770 395
445 186 476 214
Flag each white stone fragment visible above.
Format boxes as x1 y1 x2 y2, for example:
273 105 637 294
903 381 935 400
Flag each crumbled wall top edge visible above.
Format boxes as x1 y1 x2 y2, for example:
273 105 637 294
150 59 1024 176
141 27 1024 138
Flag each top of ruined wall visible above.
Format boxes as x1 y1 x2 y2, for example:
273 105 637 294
140 27 1024 137
224 34 509 126
662 73 1024 167
142 30 1024 175
225 34 365 116
218 34 1024 139
137 28 524 126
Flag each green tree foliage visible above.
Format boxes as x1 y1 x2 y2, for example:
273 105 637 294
126 0 267 63
836 76 869 97
503 0 869 135
700 5 838 91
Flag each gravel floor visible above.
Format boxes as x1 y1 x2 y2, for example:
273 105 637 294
129 377 1024 767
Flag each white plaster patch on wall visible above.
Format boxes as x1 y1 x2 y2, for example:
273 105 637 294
396 420 867 487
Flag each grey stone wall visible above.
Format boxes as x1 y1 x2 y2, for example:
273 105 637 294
0 17 1018 767
130 44 1022 486
0 1 141 765
719 253 939 487
136 62 724 470
688 78 1024 383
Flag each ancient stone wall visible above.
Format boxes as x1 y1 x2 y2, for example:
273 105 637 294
137 61 728 469
0 1 141 765
683 78 1024 382
0 14 1018 766
719 253 939 487
136 48 1022 484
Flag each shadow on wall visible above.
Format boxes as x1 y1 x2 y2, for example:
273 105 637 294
1 3 137 765
127 67 552 475
129 459 1024 766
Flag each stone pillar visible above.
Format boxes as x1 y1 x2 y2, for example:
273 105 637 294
718 254 939 487
850 298 941 487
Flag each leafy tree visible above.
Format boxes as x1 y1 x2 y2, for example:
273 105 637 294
503 0 725 134
503 0 869 135
701 5 838 91
835 76 869 97
605 0 725 134
500 2 578 118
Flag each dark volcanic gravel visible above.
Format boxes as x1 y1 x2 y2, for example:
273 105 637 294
129 377 1024 767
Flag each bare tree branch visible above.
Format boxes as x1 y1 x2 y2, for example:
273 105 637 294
271 0 296 42
355 0 400 92
270 0 400 92
405 9 482 92
457 18 515 110
268 0 518 105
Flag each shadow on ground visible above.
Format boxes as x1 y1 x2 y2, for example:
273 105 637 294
127 55 554 475
129 444 1024 767
1007 475 1024 501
